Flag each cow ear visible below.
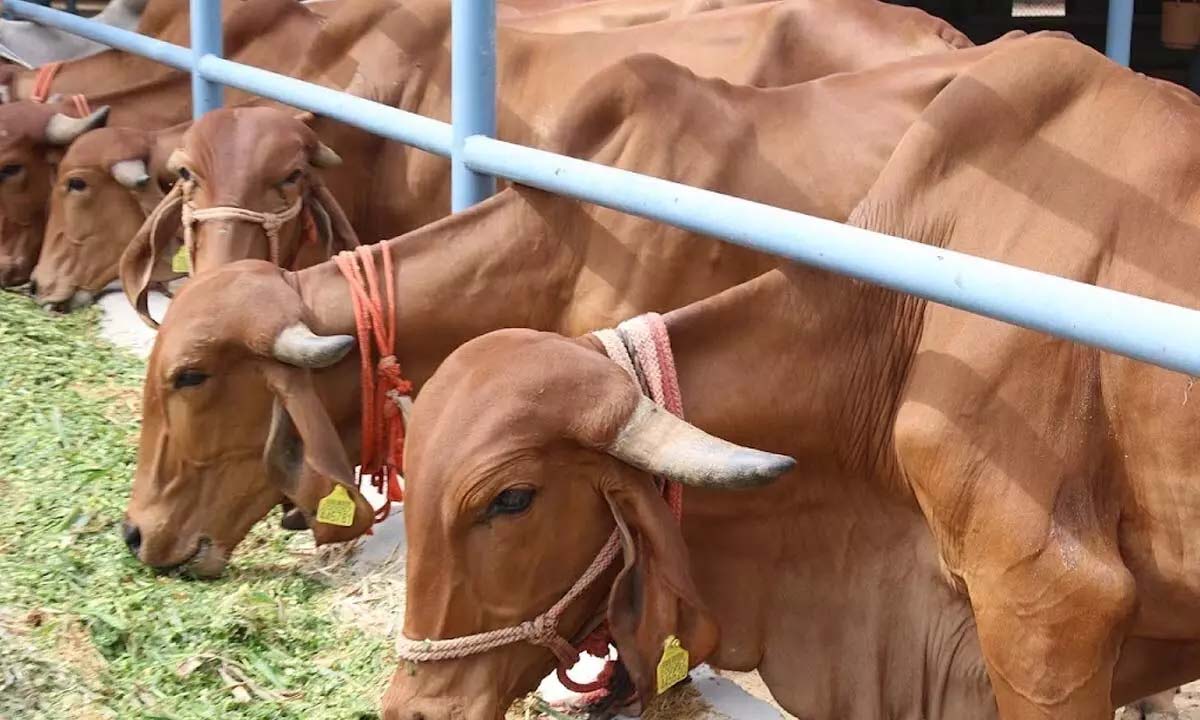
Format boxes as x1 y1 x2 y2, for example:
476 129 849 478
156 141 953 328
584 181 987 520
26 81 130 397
120 185 184 328
259 362 375 544
604 475 719 707
308 178 359 252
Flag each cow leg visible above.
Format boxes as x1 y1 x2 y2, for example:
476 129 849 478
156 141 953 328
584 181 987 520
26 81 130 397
965 550 1134 720
1116 689 1180 720
895 398 1135 719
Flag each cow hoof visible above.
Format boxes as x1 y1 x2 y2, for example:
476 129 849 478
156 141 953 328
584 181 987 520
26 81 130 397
280 507 310 531
1117 688 1181 720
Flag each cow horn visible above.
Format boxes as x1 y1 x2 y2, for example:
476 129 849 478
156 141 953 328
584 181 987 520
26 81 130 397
310 142 341 168
44 106 110 146
111 159 150 189
166 149 189 174
272 322 356 368
606 396 795 489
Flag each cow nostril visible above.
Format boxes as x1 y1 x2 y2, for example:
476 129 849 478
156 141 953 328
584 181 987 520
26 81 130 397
122 522 142 556
27 279 37 297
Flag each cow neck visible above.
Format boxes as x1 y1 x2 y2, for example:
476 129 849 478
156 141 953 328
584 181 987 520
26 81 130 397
292 189 579 461
298 190 575 384
653 266 993 717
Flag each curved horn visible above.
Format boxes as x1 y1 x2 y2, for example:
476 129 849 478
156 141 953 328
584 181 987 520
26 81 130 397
110 158 150 189
165 148 190 174
310 141 341 168
44 106 110 146
606 396 795 489
272 322 355 369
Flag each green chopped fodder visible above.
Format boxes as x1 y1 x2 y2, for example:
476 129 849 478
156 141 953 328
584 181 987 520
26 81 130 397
0 292 391 720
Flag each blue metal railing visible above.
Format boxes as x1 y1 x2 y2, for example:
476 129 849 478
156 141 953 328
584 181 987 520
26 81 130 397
450 0 497 209
6 0 1189 374
1106 0 1134 66
189 0 223 118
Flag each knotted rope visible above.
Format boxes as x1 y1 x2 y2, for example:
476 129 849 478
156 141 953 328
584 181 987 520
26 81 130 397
334 246 411 522
179 180 311 272
395 312 685 703
31 62 91 116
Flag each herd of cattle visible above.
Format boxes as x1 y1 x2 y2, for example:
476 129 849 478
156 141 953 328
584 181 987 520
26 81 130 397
3 0 1200 718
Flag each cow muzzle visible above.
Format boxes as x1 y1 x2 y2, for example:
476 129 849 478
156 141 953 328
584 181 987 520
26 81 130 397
382 699 464 720
122 522 228 579
0 255 32 287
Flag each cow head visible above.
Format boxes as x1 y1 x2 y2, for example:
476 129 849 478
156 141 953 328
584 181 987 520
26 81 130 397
123 261 373 578
0 101 109 287
383 329 793 720
120 107 357 326
30 126 177 311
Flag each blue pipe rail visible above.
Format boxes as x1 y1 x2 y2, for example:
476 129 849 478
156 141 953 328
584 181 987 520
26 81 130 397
1106 0 1133 66
7 0 1195 376
451 0 497 210
189 0 223 117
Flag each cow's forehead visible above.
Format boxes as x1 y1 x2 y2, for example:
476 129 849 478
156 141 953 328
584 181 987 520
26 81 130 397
0 103 51 152
185 107 310 176
60 129 148 172
155 261 297 365
409 331 608 485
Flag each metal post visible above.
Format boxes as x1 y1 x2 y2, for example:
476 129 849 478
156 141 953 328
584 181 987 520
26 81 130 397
1106 0 1133 66
189 0 223 118
450 0 496 211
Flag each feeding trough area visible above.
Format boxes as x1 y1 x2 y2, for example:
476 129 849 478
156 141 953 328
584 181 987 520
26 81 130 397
7 0 1200 718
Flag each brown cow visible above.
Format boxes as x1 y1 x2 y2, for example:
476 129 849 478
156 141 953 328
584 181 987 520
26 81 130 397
0 0 315 105
0 0 321 287
119 41 1017 574
501 0 766 30
26 0 801 310
118 0 970 318
0 101 108 286
29 124 183 310
379 36 1200 720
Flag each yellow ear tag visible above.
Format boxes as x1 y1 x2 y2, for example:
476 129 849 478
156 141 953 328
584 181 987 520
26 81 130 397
316 485 356 527
170 245 190 274
655 634 689 695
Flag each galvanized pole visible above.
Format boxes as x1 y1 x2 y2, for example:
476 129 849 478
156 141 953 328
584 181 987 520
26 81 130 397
189 0 223 118
1106 0 1133 66
450 0 496 211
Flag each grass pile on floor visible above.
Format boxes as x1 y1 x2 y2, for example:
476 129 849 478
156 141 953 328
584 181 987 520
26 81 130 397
0 292 391 720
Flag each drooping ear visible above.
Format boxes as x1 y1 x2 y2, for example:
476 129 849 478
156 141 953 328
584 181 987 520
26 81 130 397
604 474 719 707
260 362 375 544
308 178 360 252
119 183 184 329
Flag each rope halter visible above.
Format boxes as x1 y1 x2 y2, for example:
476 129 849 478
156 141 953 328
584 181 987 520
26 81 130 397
178 179 307 273
396 532 621 667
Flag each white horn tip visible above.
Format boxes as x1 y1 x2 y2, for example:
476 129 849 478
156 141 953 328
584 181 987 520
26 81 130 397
272 322 356 369
608 398 795 489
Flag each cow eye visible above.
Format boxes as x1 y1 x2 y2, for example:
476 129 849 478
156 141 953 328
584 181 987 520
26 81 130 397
172 369 208 389
66 177 87 192
0 163 22 179
487 487 536 517
282 169 302 185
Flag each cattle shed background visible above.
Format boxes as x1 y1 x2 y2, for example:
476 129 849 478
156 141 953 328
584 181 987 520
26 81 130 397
29 0 1200 91
891 0 1200 88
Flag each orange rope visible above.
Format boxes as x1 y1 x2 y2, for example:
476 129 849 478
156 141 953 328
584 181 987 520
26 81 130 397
71 93 91 117
334 246 411 523
31 62 61 103
30 62 91 117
